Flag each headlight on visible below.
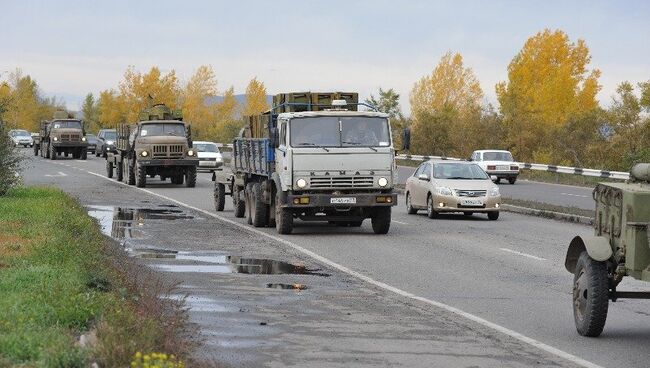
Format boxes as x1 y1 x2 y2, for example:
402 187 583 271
106 140 114 145
216 156 222 162
296 178 307 188
82 137 86 142
53 137 58 141
377 177 388 187
140 150 149 157
489 187 500 196
435 186 453 196
187 150 195 156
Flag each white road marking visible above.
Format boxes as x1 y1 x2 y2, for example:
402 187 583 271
392 220 409 225
499 248 547 261
55 162 602 368
44 171 68 177
561 193 589 198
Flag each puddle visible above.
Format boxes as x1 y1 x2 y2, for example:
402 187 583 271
164 294 230 312
266 283 308 290
86 205 194 239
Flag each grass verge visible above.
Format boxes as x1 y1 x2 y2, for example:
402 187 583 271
0 187 194 367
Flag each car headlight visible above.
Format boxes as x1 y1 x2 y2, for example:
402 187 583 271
435 186 453 196
140 150 149 157
82 137 87 142
377 177 388 187
53 137 58 141
187 150 195 156
216 156 222 162
296 178 307 188
489 187 500 197
106 140 114 145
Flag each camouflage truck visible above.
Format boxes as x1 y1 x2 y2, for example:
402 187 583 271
212 92 398 235
33 120 48 156
565 163 650 337
105 104 198 188
41 111 88 160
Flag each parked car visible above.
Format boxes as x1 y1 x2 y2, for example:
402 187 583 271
470 150 519 184
405 160 501 220
8 129 34 147
96 129 118 158
85 134 98 154
193 141 223 172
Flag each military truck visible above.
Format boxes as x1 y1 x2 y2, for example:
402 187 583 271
105 104 198 188
212 92 398 235
565 163 650 337
41 111 88 160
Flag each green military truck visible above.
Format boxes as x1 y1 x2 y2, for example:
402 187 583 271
40 111 88 160
105 104 199 188
565 163 650 337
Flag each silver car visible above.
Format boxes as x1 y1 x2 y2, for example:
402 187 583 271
405 160 501 220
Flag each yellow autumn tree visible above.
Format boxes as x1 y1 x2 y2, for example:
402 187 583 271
409 52 484 156
119 66 180 122
182 65 218 140
97 89 127 128
496 29 601 162
241 77 268 116
209 86 242 143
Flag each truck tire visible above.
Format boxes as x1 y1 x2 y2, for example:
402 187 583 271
251 182 268 227
106 160 113 178
136 163 146 188
245 183 253 225
573 251 609 337
186 166 197 188
371 207 391 234
233 187 246 218
81 149 87 160
116 159 123 182
275 189 293 234
49 144 56 160
33 145 38 156
214 182 226 211
126 159 135 185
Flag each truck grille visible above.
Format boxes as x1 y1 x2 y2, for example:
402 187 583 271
60 134 81 142
455 190 487 197
309 176 374 189
152 145 184 159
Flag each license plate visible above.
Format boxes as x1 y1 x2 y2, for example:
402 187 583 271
331 197 356 204
461 199 483 206
497 165 509 170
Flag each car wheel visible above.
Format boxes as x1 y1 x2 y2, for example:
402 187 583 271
406 192 417 215
508 177 517 185
487 211 499 220
426 195 438 219
573 251 609 337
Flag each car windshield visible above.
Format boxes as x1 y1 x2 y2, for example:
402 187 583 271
104 131 117 140
194 143 219 153
140 123 185 137
483 152 513 161
290 116 390 147
51 120 82 129
433 163 489 180
13 130 30 137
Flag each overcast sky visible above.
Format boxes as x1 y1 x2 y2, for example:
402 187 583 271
1 0 649 112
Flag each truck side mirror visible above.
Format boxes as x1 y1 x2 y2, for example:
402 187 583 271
401 127 411 151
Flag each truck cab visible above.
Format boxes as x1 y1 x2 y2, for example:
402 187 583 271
43 112 88 160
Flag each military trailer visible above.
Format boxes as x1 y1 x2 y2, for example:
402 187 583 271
212 91 398 235
41 111 88 160
565 163 650 337
105 104 198 188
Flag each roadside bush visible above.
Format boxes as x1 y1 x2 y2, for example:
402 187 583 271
0 122 23 196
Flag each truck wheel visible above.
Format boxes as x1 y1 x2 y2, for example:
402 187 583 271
245 183 253 225
136 163 146 188
106 160 114 178
573 251 609 337
214 183 226 211
126 159 135 185
487 211 499 220
33 146 38 156
81 149 87 160
116 159 123 182
186 166 197 188
508 177 517 184
371 207 391 234
426 195 438 219
49 144 56 160
252 182 268 227
275 189 293 234
95 149 100 157
406 193 417 214
233 187 246 218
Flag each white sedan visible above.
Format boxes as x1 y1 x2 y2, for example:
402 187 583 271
9 129 34 147
470 150 519 184
193 141 223 172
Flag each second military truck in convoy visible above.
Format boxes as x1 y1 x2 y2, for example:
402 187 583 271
105 104 199 188
213 92 398 235
40 111 88 160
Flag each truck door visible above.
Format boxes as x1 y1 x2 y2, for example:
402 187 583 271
275 119 291 191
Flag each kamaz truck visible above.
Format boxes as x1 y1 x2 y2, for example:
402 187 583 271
213 92 398 235
105 104 199 188
41 111 88 160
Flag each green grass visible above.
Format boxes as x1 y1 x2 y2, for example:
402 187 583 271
0 187 191 367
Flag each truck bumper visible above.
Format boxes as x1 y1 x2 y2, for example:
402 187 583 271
285 192 397 208
138 159 199 167
53 142 88 148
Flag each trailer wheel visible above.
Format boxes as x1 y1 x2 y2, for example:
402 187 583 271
275 189 293 234
49 144 56 160
573 251 609 337
81 149 87 160
245 183 253 225
106 160 113 178
233 187 246 218
116 159 123 182
186 166 197 188
214 182 226 211
371 207 391 234
136 163 146 188
251 182 268 227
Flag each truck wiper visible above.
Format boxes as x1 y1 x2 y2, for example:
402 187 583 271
297 142 329 152
342 141 377 152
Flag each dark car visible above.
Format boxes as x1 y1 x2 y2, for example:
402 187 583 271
85 134 98 154
96 129 118 158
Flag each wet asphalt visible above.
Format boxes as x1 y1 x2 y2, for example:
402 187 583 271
19 149 650 368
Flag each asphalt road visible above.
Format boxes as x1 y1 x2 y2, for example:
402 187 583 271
19 150 650 368
397 165 595 210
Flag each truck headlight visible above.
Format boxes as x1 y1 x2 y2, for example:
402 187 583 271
489 187 500 197
106 140 114 145
82 137 87 142
378 177 388 187
53 137 58 141
435 186 453 196
296 178 307 188
187 150 195 156
140 150 149 157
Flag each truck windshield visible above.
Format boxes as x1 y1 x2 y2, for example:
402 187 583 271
483 152 513 161
290 116 390 147
433 163 489 180
51 120 82 129
140 123 186 137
